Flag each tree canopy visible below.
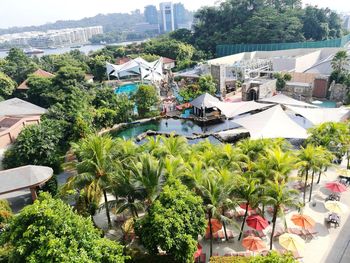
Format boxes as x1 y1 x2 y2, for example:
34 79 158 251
135 178 206 263
0 193 127 263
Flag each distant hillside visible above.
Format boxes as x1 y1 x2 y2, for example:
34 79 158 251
0 12 145 35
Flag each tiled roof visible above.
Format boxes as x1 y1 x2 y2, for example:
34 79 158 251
17 69 54 90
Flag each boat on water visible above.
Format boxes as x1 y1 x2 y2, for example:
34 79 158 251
70 45 82 49
24 48 44 55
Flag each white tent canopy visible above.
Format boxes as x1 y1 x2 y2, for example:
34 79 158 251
259 94 318 108
106 57 163 82
286 106 350 125
233 105 308 139
216 101 274 119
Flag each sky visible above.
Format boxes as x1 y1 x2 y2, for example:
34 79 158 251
0 0 347 29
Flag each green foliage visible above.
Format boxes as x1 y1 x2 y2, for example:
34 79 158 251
274 73 292 91
0 193 127 263
179 75 217 102
2 119 66 173
0 72 16 99
330 50 349 85
133 84 159 118
0 48 38 83
88 55 111 81
0 200 12 226
135 178 206 263
94 107 118 129
53 65 86 88
38 175 59 196
26 75 54 108
193 0 343 54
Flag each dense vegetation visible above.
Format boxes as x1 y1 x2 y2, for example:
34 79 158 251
186 0 344 55
0 193 127 263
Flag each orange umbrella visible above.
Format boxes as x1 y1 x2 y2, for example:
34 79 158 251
205 219 222 235
242 236 266 251
291 214 315 229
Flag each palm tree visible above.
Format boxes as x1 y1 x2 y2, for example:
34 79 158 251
129 153 164 207
231 175 260 241
308 146 332 202
65 134 117 228
331 50 349 74
264 179 299 250
316 149 334 184
189 169 238 257
296 145 319 205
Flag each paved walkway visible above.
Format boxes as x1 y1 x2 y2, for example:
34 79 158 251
323 214 350 263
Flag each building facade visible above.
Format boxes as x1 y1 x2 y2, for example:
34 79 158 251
159 2 175 33
144 5 159 25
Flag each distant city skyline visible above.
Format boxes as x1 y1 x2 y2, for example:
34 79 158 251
0 0 346 29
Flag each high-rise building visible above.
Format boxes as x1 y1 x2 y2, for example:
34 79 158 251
173 3 186 29
144 5 158 25
159 2 175 33
344 15 350 31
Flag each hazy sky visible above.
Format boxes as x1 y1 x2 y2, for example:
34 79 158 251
0 0 347 29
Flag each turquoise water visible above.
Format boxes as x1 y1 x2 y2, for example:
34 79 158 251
318 101 336 108
109 118 239 144
115 83 138 95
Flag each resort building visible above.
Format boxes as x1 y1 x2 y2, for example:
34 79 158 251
0 98 47 148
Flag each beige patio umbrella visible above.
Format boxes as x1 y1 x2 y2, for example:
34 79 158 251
324 201 348 214
336 168 350 177
279 233 305 253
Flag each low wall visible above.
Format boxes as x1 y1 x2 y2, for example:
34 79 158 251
0 116 41 148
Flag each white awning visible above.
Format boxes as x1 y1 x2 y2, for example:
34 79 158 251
233 105 308 139
259 94 318 108
107 57 163 82
0 165 53 194
216 101 274 119
286 106 350 125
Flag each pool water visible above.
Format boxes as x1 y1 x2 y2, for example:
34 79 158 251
115 83 138 95
318 101 336 108
110 118 239 142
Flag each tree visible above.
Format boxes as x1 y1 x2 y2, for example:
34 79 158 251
274 72 292 91
0 72 16 99
89 55 111 81
0 193 127 263
0 200 12 229
133 84 159 118
135 178 206 263
296 144 320 205
26 74 54 108
65 134 118 227
2 119 66 173
232 176 260 241
330 50 349 84
264 180 299 250
53 65 86 88
198 75 217 95
0 48 38 83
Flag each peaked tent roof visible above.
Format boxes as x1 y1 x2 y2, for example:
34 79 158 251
0 165 53 195
17 69 55 90
286 106 350 125
107 57 163 82
190 93 220 109
216 101 274 119
259 94 318 108
0 98 47 117
233 105 308 139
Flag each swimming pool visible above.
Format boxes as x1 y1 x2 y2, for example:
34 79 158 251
109 118 239 143
318 101 337 108
115 83 138 95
